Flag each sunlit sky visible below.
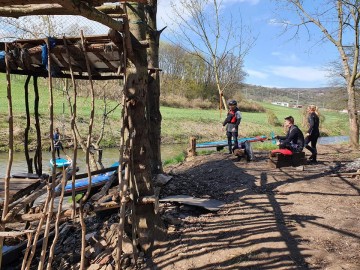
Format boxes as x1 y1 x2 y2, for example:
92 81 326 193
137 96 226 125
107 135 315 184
157 0 338 89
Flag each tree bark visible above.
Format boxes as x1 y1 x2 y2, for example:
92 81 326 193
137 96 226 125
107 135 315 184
24 75 33 173
33 76 42 175
126 2 165 254
347 83 359 148
146 0 163 174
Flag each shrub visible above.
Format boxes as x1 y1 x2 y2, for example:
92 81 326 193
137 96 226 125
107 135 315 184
266 110 282 126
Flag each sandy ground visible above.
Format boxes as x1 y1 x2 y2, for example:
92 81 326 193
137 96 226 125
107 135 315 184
151 145 360 270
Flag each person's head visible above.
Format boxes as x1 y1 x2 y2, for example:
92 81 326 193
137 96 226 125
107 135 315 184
307 104 318 114
284 116 294 127
228 100 237 109
55 128 59 133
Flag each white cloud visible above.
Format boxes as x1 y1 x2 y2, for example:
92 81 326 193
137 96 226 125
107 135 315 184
246 69 269 79
268 18 290 27
272 51 299 63
158 0 259 29
268 65 328 82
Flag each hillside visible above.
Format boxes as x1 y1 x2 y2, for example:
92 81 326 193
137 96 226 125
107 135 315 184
241 84 351 111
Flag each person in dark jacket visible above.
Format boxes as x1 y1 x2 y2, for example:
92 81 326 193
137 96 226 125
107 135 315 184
222 100 242 154
53 128 62 158
276 116 304 152
305 105 320 162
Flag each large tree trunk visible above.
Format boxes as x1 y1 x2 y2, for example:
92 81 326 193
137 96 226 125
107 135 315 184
126 2 165 254
146 0 163 174
347 83 359 148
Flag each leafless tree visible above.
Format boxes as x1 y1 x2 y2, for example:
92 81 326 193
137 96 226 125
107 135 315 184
278 0 360 148
168 0 255 110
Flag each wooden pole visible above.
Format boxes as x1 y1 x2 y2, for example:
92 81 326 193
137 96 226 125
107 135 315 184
37 37 57 270
0 42 14 269
24 75 33 173
33 76 42 175
79 30 96 270
187 136 197 157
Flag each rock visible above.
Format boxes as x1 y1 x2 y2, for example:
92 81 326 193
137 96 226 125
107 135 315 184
154 174 173 186
167 225 176 232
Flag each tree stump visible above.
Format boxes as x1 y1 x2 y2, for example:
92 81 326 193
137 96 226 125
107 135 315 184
187 136 197 157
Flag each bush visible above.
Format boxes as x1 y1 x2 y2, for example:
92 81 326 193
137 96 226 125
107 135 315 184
266 110 282 126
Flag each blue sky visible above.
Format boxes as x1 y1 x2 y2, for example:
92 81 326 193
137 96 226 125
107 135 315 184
157 0 338 88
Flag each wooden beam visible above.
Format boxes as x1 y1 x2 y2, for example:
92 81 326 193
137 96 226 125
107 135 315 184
0 4 125 18
0 68 123 80
0 1 129 6
0 230 34 237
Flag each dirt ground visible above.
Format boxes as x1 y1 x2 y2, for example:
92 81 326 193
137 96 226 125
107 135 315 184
151 144 360 270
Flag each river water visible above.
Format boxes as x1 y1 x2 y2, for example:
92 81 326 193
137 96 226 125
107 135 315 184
0 144 187 177
0 136 350 177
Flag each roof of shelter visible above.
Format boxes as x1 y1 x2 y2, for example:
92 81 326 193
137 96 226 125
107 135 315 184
0 34 125 80
0 0 148 79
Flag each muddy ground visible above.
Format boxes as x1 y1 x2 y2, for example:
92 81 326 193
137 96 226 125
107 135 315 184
150 144 360 270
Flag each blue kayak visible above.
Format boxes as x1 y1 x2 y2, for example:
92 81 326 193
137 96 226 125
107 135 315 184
50 157 72 168
55 162 119 194
196 135 268 148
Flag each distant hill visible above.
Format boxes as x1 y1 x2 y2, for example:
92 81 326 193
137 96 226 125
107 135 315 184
240 84 351 110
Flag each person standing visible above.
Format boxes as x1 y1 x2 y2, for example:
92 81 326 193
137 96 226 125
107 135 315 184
305 105 320 163
276 116 304 153
222 100 242 154
53 128 62 158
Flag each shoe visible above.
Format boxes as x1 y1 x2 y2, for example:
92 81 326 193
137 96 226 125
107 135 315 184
309 154 314 160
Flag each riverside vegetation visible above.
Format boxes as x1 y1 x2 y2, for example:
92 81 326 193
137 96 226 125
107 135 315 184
0 74 349 152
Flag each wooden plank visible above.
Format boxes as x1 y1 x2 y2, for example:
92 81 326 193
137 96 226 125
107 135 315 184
0 230 34 237
0 178 41 207
159 195 225 211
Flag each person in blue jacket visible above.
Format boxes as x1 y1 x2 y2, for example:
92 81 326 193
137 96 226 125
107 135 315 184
53 128 62 158
222 100 242 154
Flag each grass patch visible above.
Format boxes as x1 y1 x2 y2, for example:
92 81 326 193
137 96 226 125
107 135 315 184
163 152 186 166
0 74 351 152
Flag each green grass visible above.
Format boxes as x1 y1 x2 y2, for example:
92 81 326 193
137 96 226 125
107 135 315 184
162 152 186 166
0 74 351 152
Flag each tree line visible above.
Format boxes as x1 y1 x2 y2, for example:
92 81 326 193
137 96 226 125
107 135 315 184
159 41 247 107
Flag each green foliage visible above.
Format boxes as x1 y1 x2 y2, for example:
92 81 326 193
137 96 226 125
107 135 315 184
266 110 282 126
163 152 186 166
67 193 84 203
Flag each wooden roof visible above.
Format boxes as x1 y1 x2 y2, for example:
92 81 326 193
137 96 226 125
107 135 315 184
0 0 151 79
0 34 125 80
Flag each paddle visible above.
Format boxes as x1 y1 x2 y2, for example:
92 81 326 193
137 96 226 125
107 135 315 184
61 146 72 162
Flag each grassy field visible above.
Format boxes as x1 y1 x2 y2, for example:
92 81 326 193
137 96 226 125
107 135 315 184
0 74 350 151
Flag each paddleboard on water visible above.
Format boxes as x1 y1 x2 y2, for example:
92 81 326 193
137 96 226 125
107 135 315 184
49 157 72 168
196 135 268 148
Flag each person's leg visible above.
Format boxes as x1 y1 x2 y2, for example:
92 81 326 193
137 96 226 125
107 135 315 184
232 132 239 150
310 135 318 162
56 147 60 158
226 132 232 154
305 136 315 158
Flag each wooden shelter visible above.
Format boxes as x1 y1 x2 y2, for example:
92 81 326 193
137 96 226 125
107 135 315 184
0 1 163 269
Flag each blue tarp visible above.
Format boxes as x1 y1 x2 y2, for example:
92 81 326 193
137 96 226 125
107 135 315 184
41 37 57 72
55 162 119 194
196 135 268 148
0 51 5 65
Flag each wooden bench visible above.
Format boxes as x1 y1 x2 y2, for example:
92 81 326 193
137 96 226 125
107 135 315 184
268 151 306 168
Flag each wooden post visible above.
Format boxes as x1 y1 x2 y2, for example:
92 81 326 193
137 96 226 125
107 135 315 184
187 136 197 157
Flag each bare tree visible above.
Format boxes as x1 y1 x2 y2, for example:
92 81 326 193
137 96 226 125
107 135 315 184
278 0 360 148
168 0 255 110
